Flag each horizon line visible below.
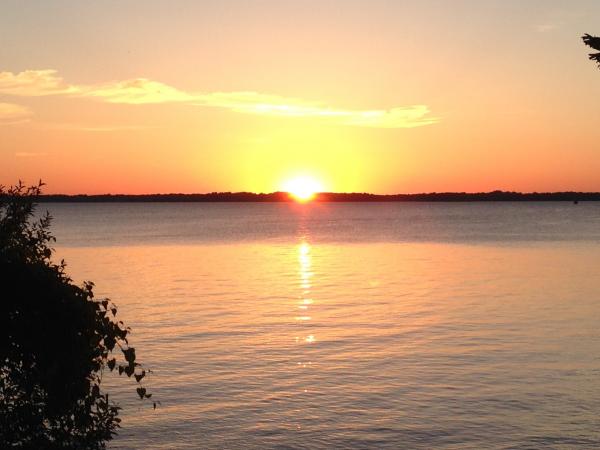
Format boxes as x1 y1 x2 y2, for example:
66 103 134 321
28 190 600 202
34 189 600 195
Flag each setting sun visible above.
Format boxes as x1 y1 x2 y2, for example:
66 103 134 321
282 176 322 202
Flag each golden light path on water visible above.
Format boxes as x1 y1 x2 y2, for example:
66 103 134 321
295 241 314 327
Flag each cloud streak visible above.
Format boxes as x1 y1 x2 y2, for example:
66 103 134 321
0 102 32 123
15 151 47 158
535 23 559 33
0 69 438 128
40 122 148 132
0 70 78 96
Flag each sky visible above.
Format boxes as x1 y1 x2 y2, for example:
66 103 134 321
1 0 600 194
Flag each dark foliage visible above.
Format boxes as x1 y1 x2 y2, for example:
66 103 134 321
582 33 600 67
0 182 152 449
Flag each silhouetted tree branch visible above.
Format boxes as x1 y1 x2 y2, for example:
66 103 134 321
0 181 153 449
582 33 600 67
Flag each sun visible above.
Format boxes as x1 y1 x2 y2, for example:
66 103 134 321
282 176 322 202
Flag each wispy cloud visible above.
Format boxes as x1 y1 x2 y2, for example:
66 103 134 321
533 9 585 33
0 70 78 96
535 23 559 33
81 77 192 104
15 151 47 157
40 122 148 132
0 102 32 123
0 69 438 129
194 93 437 128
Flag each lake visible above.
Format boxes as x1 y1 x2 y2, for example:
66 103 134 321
46 202 600 449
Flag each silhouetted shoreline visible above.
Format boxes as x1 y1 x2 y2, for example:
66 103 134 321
29 191 600 202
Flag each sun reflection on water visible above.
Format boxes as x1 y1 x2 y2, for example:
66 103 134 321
294 234 316 412
298 242 313 291
296 241 314 333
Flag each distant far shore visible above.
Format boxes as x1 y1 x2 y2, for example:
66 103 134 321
30 191 600 202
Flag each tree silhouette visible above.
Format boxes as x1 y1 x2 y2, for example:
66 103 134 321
582 33 600 67
0 182 152 449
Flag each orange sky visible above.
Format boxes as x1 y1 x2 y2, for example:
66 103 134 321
2 1 600 194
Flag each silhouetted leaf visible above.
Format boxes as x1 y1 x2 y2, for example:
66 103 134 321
105 335 116 350
123 347 136 364
136 387 146 399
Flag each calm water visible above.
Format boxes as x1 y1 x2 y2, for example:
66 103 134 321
46 202 600 449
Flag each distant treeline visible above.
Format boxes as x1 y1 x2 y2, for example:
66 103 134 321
30 190 600 202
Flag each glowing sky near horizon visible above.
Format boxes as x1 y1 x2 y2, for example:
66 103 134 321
1 0 600 194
